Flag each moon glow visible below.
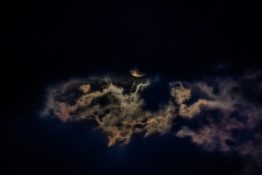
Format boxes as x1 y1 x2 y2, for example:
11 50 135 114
130 69 145 78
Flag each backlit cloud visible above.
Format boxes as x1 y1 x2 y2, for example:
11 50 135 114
42 72 262 173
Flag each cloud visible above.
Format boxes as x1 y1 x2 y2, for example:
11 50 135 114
42 76 176 146
173 74 262 174
42 72 262 174
175 76 262 151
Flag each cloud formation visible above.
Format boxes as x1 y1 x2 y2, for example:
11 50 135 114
42 76 176 146
42 72 262 173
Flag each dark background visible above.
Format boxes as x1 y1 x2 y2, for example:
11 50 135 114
2 0 262 175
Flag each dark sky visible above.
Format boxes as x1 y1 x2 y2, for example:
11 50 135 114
2 0 262 175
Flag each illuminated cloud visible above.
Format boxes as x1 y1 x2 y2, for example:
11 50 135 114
175 76 262 152
173 74 262 174
42 72 262 172
42 76 176 146
42 72 262 173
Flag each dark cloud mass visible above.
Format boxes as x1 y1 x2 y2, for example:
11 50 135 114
42 72 262 172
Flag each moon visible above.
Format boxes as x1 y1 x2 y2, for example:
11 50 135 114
130 68 145 78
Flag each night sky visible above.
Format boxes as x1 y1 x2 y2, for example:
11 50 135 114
2 0 262 175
